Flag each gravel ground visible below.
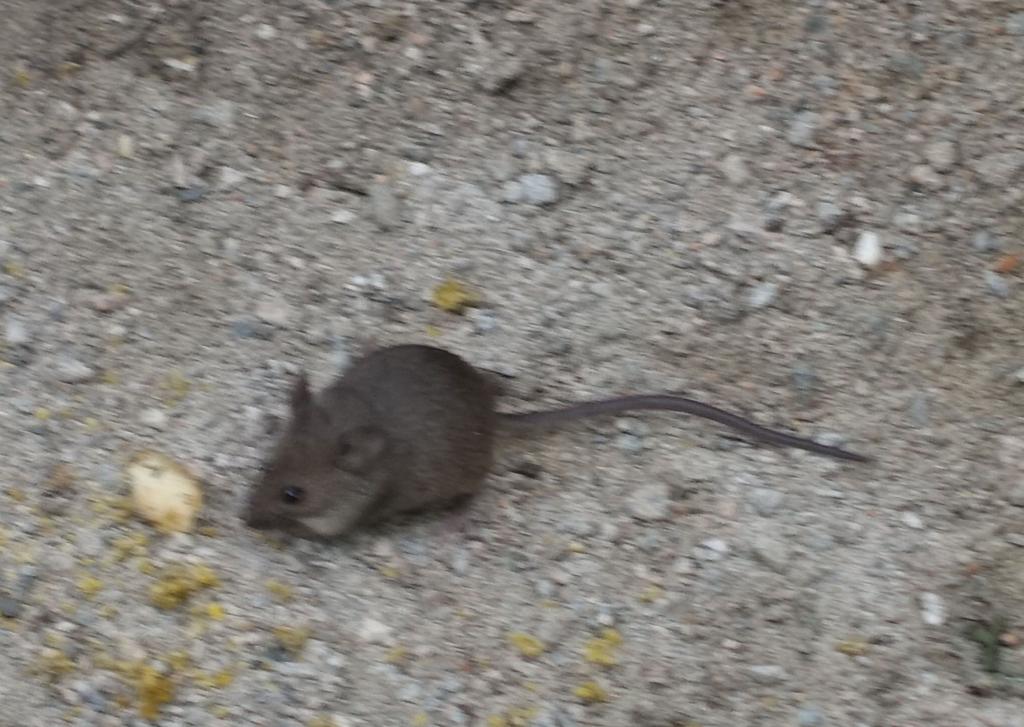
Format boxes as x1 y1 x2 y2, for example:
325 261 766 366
2 1 1024 725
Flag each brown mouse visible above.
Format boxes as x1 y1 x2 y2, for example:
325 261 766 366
242 344 869 539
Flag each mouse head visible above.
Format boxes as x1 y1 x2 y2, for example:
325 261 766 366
242 373 391 538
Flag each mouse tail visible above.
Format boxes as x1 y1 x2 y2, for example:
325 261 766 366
497 395 870 463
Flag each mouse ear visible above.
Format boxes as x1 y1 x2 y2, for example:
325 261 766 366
290 371 313 416
336 425 387 473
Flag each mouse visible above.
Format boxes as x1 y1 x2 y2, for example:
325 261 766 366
242 343 870 539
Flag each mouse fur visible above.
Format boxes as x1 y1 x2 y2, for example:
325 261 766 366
242 343 867 539
243 345 496 538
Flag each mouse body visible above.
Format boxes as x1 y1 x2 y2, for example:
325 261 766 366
243 344 868 539
243 345 497 538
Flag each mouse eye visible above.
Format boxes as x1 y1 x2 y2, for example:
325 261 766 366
282 486 305 504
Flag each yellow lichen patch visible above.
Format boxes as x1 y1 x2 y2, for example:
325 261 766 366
507 632 545 658
204 602 226 621
160 370 192 407
78 576 104 599
836 639 869 657
411 712 430 727
495 707 537 726
47 463 76 491
193 667 234 689
574 681 608 703
308 716 338 727
379 564 401 579
7 486 26 502
127 451 203 534
265 579 294 602
431 279 478 314
135 665 174 720
273 625 310 657
149 564 220 610
638 584 663 603
583 628 622 667
12 65 31 88
35 648 75 682
112 531 150 561
385 645 409 665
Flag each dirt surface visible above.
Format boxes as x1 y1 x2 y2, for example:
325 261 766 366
2 1 1024 725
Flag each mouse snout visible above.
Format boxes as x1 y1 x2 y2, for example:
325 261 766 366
241 503 275 530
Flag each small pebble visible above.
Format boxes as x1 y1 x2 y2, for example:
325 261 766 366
256 296 293 327
139 408 168 430
193 99 236 128
219 166 246 189
518 174 561 206
983 270 1010 297
331 209 356 224
369 185 402 230
909 164 943 189
924 140 957 172
749 664 789 684
0 593 23 618
972 231 1000 252
816 201 847 233
919 592 945 626
901 512 924 529
853 230 883 268
748 487 784 516
178 185 206 203
628 482 671 521
750 535 789 573
358 618 394 645
256 23 277 40
696 538 729 561
1006 12 1024 35
230 319 273 339
55 357 96 383
720 153 750 185
787 111 820 148
3 315 30 346
798 705 825 727
748 282 778 309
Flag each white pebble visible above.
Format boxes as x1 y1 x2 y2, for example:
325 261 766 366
853 230 883 268
358 618 394 645
331 209 356 224
139 408 168 430
901 511 924 529
919 592 945 626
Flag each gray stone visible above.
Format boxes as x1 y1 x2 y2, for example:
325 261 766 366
3 314 30 346
369 184 402 230
1006 12 1024 35
55 357 96 383
750 535 789 573
972 231 1000 252
749 664 789 684
720 153 750 185
924 140 957 172
628 482 671 521
787 111 820 148
798 705 825 727
518 174 560 205
984 270 1010 297
256 295 293 327
748 487 784 516
192 99 236 128
748 282 778 309
972 151 1024 187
